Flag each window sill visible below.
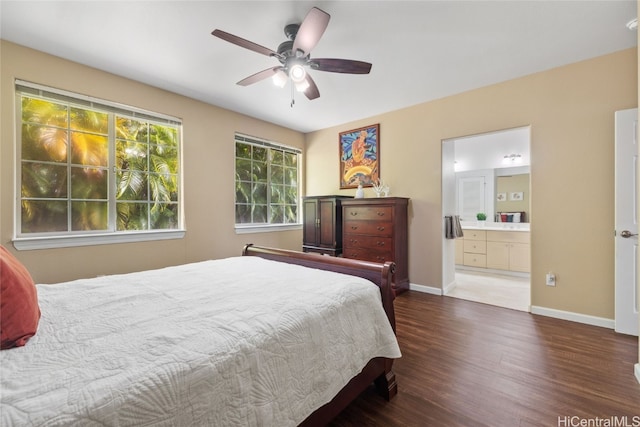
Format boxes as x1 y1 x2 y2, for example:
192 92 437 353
12 230 186 251
234 224 302 234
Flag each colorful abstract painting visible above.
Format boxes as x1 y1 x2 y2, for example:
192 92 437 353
339 124 380 189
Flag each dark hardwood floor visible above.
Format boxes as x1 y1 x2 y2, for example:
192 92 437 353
330 291 640 426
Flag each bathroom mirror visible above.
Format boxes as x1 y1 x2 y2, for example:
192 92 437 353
452 127 531 224
495 172 530 223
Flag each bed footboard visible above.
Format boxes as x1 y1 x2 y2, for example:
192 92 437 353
242 244 398 425
242 244 396 331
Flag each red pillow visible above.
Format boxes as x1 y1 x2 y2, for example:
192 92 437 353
1 245 40 349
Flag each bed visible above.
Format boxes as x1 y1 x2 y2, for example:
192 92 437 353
0 244 400 426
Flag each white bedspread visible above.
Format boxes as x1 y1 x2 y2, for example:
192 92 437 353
0 256 401 426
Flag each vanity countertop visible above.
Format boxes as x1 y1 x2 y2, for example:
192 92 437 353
462 225 530 232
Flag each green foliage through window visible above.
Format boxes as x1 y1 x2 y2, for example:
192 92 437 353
17 83 181 236
235 135 300 225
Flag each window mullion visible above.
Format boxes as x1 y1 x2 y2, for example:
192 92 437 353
108 114 117 232
66 105 72 233
266 148 272 224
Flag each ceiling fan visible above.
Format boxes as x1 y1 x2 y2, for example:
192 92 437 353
211 7 372 103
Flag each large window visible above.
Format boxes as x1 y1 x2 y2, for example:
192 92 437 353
15 81 182 248
235 134 300 228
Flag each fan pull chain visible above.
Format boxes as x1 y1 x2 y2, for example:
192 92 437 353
290 82 295 108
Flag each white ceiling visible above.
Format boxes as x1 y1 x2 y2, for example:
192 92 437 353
1 1 637 133
453 126 531 172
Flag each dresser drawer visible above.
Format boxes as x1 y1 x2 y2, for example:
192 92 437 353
463 240 486 254
343 220 393 237
343 235 393 249
342 246 392 263
344 206 393 221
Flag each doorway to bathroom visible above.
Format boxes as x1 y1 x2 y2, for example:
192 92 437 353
442 127 531 312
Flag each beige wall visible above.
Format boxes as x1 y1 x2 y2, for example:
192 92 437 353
636 0 639 370
0 41 305 283
306 48 638 320
2 40 638 326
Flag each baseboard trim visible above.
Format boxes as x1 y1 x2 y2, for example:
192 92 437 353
530 306 614 329
443 279 457 295
409 283 442 295
635 363 640 385
456 265 530 279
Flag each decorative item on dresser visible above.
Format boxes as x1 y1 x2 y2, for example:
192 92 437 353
342 197 410 294
302 195 352 256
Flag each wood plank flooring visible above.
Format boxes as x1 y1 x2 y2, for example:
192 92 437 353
330 291 640 426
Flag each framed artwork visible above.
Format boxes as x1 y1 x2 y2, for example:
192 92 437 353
510 191 524 201
339 123 380 189
496 192 507 202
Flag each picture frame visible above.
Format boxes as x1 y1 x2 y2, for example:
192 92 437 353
339 124 380 189
496 192 507 202
509 191 524 201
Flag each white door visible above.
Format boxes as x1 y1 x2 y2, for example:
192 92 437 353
457 176 485 222
614 108 639 336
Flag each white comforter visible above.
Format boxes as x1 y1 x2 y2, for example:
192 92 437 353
0 256 401 426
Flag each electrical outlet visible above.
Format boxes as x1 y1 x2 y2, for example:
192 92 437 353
545 272 556 286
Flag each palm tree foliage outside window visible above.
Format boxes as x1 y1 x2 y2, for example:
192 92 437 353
17 82 181 237
235 134 300 225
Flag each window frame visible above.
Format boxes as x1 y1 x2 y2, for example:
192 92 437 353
234 133 302 234
13 80 185 250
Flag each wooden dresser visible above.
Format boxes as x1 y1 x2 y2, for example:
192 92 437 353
341 198 410 293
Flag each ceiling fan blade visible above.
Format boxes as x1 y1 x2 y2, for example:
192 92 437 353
303 74 320 100
212 29 277 57
311 58 372 74
292 7 330 56
237 67 282 86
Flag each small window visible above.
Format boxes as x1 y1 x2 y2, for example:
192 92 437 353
15 81 183 249
234 134 301 228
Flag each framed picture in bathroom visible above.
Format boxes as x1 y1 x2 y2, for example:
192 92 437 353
339 123 380 189
509 191 524 201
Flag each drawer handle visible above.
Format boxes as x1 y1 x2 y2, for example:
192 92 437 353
377 226 385 231
351 226 358 230
376 241 385 246
350 211 358 216
376 256 385 261
377 211 385 216
350 239 358 244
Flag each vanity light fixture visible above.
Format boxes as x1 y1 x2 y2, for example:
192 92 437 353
502 154 522 164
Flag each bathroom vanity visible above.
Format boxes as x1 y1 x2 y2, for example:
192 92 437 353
455 225 530 273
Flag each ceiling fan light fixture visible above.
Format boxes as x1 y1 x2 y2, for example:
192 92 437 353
289 64 306 83
295 79 310 93
272 69 288 87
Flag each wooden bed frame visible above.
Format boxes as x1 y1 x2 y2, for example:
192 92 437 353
242 244 398 426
